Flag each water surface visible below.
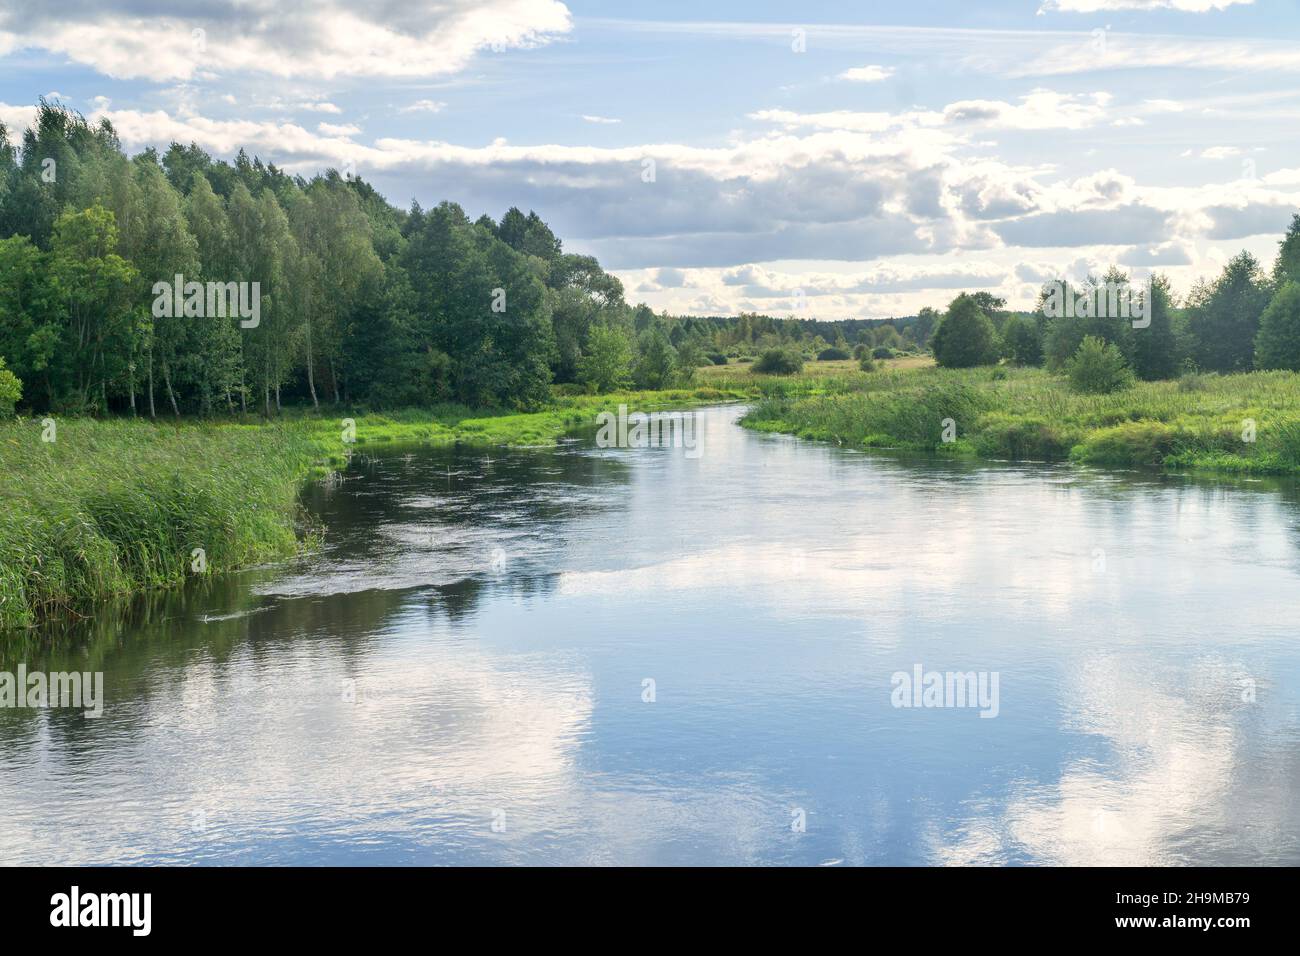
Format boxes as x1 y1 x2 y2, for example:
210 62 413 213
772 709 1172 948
2 405 1298 865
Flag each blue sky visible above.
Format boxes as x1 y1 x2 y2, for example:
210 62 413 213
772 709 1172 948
3 0 1300 317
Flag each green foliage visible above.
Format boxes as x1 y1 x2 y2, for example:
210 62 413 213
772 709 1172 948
578 323 633 393
1185 252 1272 373
817 347 850 361
1131 274 1179 380
754 348 805 374
632 325 679 389
858 353 876 372
1065 336 1134 394
1254 281 1300 371
1001 314 1043 366
931 294 999 368
0 355 20 415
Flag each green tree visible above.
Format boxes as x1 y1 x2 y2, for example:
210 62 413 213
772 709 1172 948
633 326 679 388
1131 274 1179 381
1274 214 1300 287
49 204 138 412
1185 252 1271 372
577 322 633 392
1001 315 1043 366
932 293 999 368
1255 282 1300 371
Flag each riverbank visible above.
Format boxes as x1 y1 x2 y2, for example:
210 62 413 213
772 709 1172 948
742 364 1300 474
0 385 757 628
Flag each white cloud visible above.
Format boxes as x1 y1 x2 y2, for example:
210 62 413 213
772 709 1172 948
839 65 894 83
0 0 573 81
0 102 36 133
581 114 622 124
1201 146 1242 159
318 122 361 137
400 99 447 114
1040 0 1252 11
299 101 342 114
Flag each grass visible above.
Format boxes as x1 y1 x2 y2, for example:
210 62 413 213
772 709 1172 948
741 364 1300 475
0 383 760 629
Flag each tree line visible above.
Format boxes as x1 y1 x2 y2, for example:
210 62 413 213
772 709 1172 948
926 221 1300 381
0 103 729 417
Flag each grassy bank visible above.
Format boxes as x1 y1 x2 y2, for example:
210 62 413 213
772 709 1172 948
0 384 761 629
742 364 1300 474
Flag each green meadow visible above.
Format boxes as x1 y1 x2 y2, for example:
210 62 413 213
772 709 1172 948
742 364 1300 473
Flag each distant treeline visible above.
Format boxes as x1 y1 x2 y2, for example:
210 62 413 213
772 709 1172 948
920 229 1300 380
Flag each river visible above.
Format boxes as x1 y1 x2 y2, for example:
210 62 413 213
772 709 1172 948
2 404 1298 865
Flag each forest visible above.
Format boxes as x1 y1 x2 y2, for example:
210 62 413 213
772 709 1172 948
0 102 923 421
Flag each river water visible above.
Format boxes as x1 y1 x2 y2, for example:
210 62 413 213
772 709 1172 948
2 404 1298 865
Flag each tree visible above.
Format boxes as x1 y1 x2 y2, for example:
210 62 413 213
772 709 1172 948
1274 213 1300 288
932 293 999 368
1255 282 1300 371
1131 273 1179 381
1001 315 1043 366
1185 252 1271 372
633 326 679 388
577 323 633 392
1041 270 1136 370
49 204 138 412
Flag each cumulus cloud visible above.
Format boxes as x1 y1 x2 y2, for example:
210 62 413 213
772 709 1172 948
581 115 622 125
0 0 573 81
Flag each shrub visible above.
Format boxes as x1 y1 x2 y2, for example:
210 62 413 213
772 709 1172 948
931 294 1000 368
1065 336 1134 394
707 352 728 365
0 357 19 416
817 347 850 361
753 348 805 374
872 347 894 360
859 353 876 372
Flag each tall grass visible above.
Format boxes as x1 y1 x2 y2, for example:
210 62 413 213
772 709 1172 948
0 419 335 628
742 365 1300 474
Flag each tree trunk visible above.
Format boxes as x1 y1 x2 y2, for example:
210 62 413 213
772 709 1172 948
162 359 180 417
305 321 319 408
147 349 156 418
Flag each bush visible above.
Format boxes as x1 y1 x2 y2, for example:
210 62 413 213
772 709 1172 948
753 348 805 375
931 294 1000 368
707 352 728 365
0 357 20 416
817 347 850 361
872 347 894 360
1065 336 1134 394
859 354 876 372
